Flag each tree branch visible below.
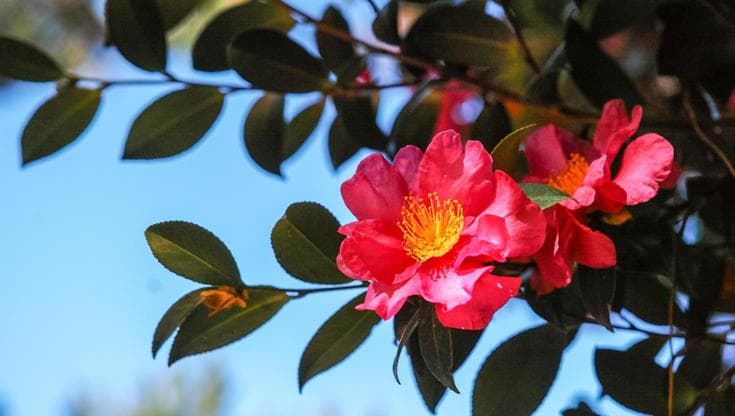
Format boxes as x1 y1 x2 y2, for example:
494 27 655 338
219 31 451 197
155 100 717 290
683 91 735 179
500 0 541 75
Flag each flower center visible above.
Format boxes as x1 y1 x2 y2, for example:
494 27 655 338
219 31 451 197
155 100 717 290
546 153 589 195
398 192 464 262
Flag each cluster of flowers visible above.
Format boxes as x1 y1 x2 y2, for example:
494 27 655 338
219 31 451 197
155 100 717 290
337 100 676 330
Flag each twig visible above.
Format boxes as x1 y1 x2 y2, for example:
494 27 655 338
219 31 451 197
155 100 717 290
365 0 380 14
500 0 541 75
683 91 735 179
283 282 367 299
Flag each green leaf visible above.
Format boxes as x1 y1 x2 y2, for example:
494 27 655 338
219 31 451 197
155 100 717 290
105 0 167 72
575 266 616 330
595 337 698 414
283 100 324 160
404 4 514 67
333 96 388 150
393 304 422 384
677 339 722 390
156 0 204 30
298 292 380 390
577 0 660 39
372 0 400 45
620 271 685 326
471 102 512 151
228 29 331 93
169 286 288 364
473 325 566 416
328 115 361 170
21 88 101 165
391 84 442 150
317 7 360 79
519 183 569 210
123 87 224 160
565 19 641 109
0 37 63 82
271 202 351 284
418 304 459 393
145 221 241 286
490 124 537 175
561 402 599 415
192 2 295 72
244 93 285 176
152 288 207 358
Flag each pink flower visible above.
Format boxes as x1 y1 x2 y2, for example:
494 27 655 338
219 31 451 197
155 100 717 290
433 82 478 138
523 99 675 294
337 130 546 329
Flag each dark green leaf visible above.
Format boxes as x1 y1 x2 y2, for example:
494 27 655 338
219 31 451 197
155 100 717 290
152 288 207 358
519 183 569 210
471 102 511 151
328 115 361 169
192 2 295 72
372 0 400 45
123 87 224 160
105 0 167 72
706 385 735 416
156 0 204 30
0 37 63 82
283 100 324 160
317 7 360 79
595 337 698 414
565 19 641 109
271 202 350 284
576 0 660 39
169 286 288 364
418 304 458 393
490 124 537 175
561 402 599 415
228 29 330 93
620 271 685 326
391 84 441 150
21 88 100 164
393 304 422 384
21 88 101 165
145 221 241 286
405 4 514 67
244 93 285 175
525 279 587 331
298 292 380 390
333 96 388 150
473 325 566 416
576 266 616 330
677 339 722 390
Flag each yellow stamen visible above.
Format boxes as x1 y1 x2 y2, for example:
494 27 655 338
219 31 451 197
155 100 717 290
200 286 249 317
603 208 633 225
398 192 464 262
546 153 589 196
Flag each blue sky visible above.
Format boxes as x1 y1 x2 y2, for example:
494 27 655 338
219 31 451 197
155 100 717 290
0 1 649 415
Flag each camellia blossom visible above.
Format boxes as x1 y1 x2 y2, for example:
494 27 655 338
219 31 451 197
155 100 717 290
336 130 546 330
200 286 249 317
523 99 675 294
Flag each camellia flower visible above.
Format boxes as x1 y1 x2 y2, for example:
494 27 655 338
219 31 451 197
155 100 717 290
336 130 546 330
523 99 675 294
200 286 249 317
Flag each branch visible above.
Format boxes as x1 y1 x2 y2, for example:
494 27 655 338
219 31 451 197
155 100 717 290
283 282 368 299
500 0 541 75
683 91 735 179
365 0 379 14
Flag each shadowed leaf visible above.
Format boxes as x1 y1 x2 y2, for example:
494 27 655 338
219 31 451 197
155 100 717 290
152 288 207 357
0 37 63 82
105 0 167 72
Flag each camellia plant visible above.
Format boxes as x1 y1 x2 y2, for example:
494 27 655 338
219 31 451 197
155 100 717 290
3 0 735 415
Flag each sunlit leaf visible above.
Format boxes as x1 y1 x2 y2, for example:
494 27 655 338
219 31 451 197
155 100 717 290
123 87 224 159
145 221 241 286
519 183 569 210
271 202 351 284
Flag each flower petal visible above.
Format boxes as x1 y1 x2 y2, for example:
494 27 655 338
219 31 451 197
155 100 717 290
417 130 494 216
613 133 674 205
356 275 422 320
524 125 573 178
457 214 509 263
393 145 423 193
570 215 617 268
482 170 546 257
337 220 417 283
592 99 642 162
419 265 491 310
435 274 520 330
341 153 408 222
530 206 574 295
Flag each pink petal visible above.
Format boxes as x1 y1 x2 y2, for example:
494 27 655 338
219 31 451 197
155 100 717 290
417 130 494 216
482 170 546 257
570 216 617 268
524 125 573 178
341 153 408 222
356 275 422 320
613 133 674 205
337 220 417 284
592 181 627 213
530 206 574 294
457 214 509 264
393 145 423 193
435 274 520 330
592 99 642 162
419 265 491 310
